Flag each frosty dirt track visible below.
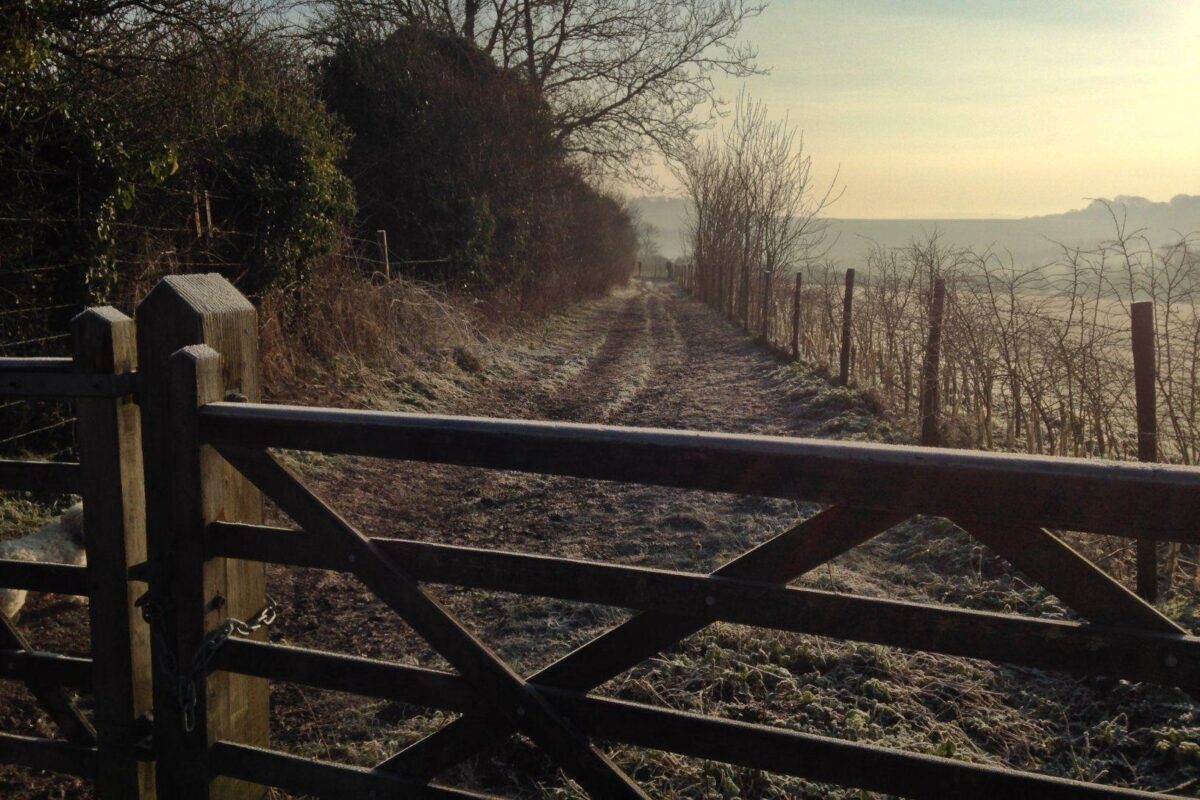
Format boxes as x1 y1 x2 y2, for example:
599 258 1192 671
3 280 1198 798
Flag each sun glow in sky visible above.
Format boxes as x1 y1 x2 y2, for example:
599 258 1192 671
652 0 1200 219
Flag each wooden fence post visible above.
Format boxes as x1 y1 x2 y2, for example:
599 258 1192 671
136 275 269 800
838 269 855 386
203 192 214 252
760 272 771 341
791 273 803 362
1131 300 1158 601
740 265 751 331
72 308 155 799
375 230 390 280
919 278 946 446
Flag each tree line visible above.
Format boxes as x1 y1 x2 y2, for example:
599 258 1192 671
0 0 765 345
0 0 763 458
683 199 1198 465
675 91 837 333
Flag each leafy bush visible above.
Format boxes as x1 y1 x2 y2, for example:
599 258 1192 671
320 25 635 302
187 80 357 294
1 7 356 315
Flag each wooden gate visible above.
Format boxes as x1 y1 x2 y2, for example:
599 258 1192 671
0 272 1198 799
0 309 151 796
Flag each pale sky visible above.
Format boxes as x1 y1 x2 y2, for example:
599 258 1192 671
648 0 1200 219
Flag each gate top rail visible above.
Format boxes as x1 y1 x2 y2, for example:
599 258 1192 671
0 355 135 398
199 402 1200 542
0 357 73 373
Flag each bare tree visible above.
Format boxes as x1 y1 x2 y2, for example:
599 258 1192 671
676 90 836 331
310 0 766 180
634 218 662 263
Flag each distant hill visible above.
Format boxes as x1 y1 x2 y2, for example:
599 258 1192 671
630 195 1200 267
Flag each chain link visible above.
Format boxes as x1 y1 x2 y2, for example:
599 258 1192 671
138 592 279 732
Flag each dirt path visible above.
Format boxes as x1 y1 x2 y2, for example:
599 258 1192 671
3 280 1197 798
263 280 904 789
268 281 1199 798
271 281 863 666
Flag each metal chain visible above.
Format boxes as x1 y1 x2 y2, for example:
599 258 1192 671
138 592 279 733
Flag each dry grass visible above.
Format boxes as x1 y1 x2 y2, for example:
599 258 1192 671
745 232 1200 465
257 256 488 407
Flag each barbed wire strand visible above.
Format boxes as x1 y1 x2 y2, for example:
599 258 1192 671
0 416 76 447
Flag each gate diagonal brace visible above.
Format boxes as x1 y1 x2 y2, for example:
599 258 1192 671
0 610 95 744
216 444 649 800
383 505 908 779
966 522 1183 634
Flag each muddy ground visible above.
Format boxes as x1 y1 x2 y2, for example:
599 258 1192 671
2 280 1198 798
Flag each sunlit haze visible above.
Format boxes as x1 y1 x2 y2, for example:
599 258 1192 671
644 0 1200 219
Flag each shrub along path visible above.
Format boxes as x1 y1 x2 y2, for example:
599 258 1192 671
2 280 1197 798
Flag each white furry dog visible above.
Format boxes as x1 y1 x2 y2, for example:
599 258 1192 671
0 503 85 619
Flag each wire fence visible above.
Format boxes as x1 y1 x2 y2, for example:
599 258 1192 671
0 167 442 469
0 264 85 463
0 205 465 466
680 253 1199 465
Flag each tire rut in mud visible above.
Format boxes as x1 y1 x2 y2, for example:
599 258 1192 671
534 287 662 423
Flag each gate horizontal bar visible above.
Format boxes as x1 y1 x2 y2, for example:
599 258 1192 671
210 524 1200 689
210 741 504 799
0 371 136 399
0 460 81 493
214 641 1180 800
0 559 88 595
215 640 473 711
0 358 73 374
214 639 473 711
198 403 1200 541
554 690 1178 800
0 649 91 687
0 732 96 778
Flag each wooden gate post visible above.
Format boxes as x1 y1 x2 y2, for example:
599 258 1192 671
161 344 224 799
919 278 946 446
838 269 855 386
72 308 155 799
136 275 268 799
1131 300 1158 601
